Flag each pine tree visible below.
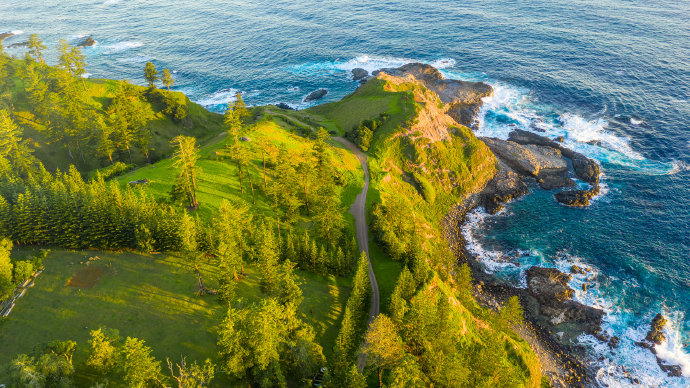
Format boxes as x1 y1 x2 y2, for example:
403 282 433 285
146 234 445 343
258 227 279 293
121 337 162 388
234 92 249 123
363 314 404 387
144 61 159 88
161 68 174 91
171 135 201 209
278 260 303 307
27 34 46 64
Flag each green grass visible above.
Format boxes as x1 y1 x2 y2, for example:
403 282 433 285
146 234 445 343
118 118 364 223
6 59 224 174
0 248 354 385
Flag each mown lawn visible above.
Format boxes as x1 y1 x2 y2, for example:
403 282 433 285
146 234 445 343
0 249 353 385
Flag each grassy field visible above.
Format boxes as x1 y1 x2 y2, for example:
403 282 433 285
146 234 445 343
118 117 364 224
0 248 353 385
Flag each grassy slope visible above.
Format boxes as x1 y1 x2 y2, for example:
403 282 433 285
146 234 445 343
0 249 352 386
8 63 224 173
118 117 364 225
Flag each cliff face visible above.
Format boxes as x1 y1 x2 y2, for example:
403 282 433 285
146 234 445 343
374 63 493 128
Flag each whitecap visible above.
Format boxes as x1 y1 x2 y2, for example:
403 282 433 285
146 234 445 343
10 30 24 36
290 55 459 79
103 41 143 54
196 88 239 107
560 113 644 161
630 118 644 125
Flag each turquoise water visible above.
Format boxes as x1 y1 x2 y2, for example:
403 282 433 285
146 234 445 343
2 0 689 385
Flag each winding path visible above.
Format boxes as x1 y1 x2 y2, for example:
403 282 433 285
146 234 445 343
264 109 381 370
333 137 380 371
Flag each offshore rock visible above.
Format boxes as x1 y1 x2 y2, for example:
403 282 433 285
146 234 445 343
276 103 295 110
304 88 328 102
351 68 369 81
554 188 599 207
646 313 667 345
0 31 15 41
374 63 493 127
78 36 97 47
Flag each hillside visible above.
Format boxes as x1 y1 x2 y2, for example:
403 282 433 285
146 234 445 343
1 57 224 174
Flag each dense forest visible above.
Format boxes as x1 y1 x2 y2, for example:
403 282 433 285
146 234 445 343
0 35 543 387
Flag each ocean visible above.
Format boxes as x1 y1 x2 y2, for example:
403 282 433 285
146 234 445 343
2 0 689 385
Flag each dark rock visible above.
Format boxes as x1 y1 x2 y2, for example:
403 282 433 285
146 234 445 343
658 362 682 377
0 31 15 41
304 88 328 102
479 160 529 214
240 137 251 142
555 136 565 142
374 63 493 128
526 267 574 305
646 313 667 345
582 283 587 292
555 189 597 207
351 68 369 81
77 36 96 47
570 265 586 275
276 103 295 110
609 336 620 349
128 178 149 186
8 41 29 48
525 267 604 336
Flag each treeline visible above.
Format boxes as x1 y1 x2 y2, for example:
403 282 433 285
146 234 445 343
0 166 183 251
0 239 47 300
8 327 215 387
346 113 389 151
0 35 190 173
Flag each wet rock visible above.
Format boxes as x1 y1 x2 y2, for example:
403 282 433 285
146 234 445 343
304 88 328 102
77 36 96 47
658 362 682 377
525 267 604 336
555 136 565 142
570 265 586 275
374 63 493 128
609 336 620 349
8 41 29 48
555 189 598 207
646 313 667 345
351 68 369 81
527 267 574 305
276 103 295 110
582 283 587 292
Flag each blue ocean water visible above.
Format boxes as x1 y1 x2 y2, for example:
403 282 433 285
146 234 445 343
2 0 689 385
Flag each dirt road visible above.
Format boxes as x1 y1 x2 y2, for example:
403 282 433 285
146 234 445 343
333 137 380 371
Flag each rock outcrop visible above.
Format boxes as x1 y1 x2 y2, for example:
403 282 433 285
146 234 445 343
304 88 328 102
524 267 604 339
374 63 493 128
635 314 683 377
0 31 16 41
351 68 369 82
276 102 295 110
481 137 574 190
78 36 96 47
479 160 529 214
505 129 601 206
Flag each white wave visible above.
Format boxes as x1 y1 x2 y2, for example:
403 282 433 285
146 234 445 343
196 88 239 107
80 73 92 78
287 86 300 92
10 30 24 36
290 55 458 79
560 113 645 161
103 41 143 54
630 118 644 125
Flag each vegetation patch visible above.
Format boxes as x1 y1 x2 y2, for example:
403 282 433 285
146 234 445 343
65 265 104 289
